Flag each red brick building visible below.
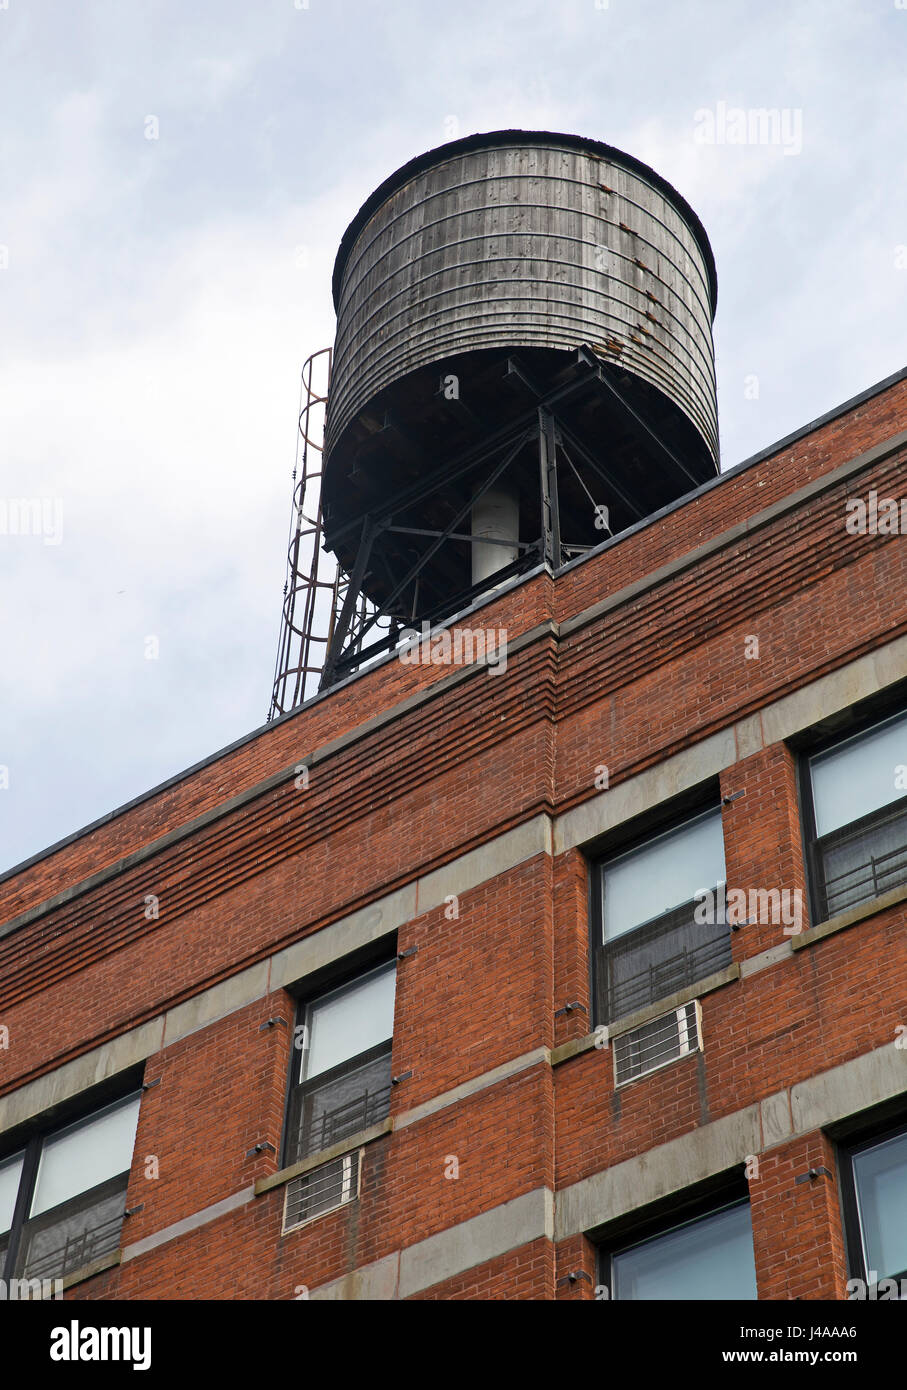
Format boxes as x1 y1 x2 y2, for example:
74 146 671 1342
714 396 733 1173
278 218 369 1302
1 132 906 1307
1 364 905 1302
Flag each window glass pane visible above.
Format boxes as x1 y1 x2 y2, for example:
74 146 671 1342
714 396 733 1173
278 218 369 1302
20 1180 129 1281
853 1130 907 1279
0 1151 25 1235
603 900 731 1020
603 809 726 942
811 712 907 838
613 1201 757 1300
819 803 907 917
30 1096 140 1218
305 965 396 1080
288 1050 393 1163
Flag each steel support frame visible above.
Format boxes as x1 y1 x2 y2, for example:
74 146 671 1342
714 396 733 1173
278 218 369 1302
319 428 534 688
318 343 695 690
538 406 562 570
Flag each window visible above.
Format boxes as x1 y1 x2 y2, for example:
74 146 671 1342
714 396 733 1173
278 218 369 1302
840 1121 907 1287
805 707 907 920
0 1092 140 1284
607 1199 758 1301
285 960 396 1167
593 805 729 1022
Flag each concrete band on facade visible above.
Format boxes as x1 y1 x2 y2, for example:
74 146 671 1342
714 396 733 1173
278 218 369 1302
105 1037 905 1298
309 1189 556 1301
120 1185 257 1265
3 626 907 1140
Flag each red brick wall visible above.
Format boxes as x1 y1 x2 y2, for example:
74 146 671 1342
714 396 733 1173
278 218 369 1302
5 376 907 1301
123 992 292 1241
393 858 554 1107
749 1133 849 1301
554 899 906 1192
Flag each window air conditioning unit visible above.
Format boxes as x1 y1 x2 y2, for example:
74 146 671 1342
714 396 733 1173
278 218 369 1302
283 1148 361 1233
613 999 702 1087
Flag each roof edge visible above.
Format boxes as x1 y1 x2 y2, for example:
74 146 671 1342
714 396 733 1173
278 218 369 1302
1 363 903 890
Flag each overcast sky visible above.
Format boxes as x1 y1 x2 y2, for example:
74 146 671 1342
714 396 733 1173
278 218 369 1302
1 0 905 876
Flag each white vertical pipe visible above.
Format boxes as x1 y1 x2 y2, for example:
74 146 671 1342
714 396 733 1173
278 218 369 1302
471 487 520 586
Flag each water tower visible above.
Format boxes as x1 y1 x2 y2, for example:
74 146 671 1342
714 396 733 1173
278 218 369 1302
270 130 718 707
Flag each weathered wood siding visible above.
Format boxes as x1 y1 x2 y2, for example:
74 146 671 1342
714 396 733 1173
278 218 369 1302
326 136 718 465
